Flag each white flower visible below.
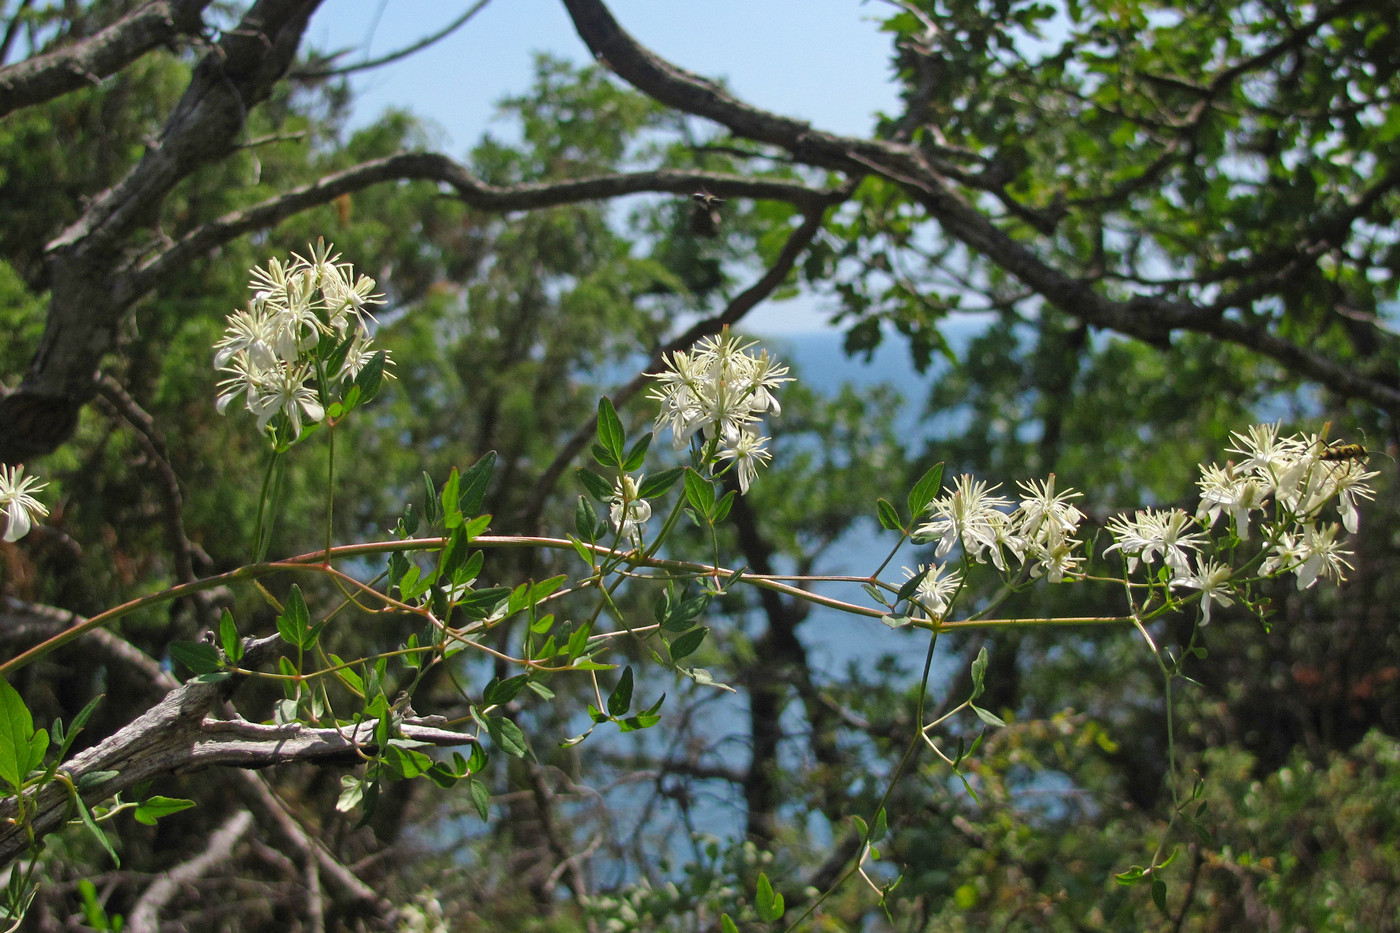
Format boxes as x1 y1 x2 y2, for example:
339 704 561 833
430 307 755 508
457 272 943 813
0 464 49 543
916 474 1012 563
1027 526 1082 582
1195 463 1269 537
1170 557 1235 624
1013 475 1085 544
1104 508 1206 575
609 475 652 546
213 307 280 371
216 243 392 441
1263 523 1353 589
1326 458 1377 534
903 563 963 619
712 426 771 494
247 364 324 435
647 328 789 492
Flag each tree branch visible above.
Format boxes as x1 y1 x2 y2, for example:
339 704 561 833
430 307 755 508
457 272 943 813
0 0 214 118
0 634 476 869
130 154 829 296
291 0 492 80
0 0 322 467
126 809 256 933
558 0 1400 417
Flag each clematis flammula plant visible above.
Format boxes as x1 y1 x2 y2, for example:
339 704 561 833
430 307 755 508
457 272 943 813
648 328 791 493
610 474 652 546
902 562 963 620
1101 423 1375 621
0 464 48 543
215 240 391 441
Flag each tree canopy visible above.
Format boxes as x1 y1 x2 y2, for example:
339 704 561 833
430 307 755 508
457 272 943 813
1 0 1398 930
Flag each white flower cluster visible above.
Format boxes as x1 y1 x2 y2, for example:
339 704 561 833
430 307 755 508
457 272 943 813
647 329 791 494
1106 423 1375 621
902 425 1374 626
0 464 48 543
214 240 389 439
911 474 1088 596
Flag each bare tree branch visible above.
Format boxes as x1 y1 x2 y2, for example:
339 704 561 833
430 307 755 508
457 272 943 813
0 633 476 869
558 0 1400 416
291 0 492 80
126 809 256 933
0 0 214 117
131 155 829 296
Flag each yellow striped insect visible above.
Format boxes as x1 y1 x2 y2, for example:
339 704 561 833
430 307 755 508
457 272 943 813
1318 442 1368 462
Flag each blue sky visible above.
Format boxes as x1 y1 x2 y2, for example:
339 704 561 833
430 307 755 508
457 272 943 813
305 1 904 333
308 0 901 148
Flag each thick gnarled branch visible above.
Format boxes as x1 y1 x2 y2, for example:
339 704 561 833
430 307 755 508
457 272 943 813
0 634 475 869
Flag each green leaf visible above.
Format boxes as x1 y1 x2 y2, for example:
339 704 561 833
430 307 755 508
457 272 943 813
862 582 889 607
596 397 625 465
485 715 532 760
970 645 989 700
622 432 652 472
870 807 888 843
56 694 104 762
575 496 601 541
458 451 497 516
668 626 708 661
661 593 711 632
896 566 930 603
383 743 434 780
607 666 634 717
73 792 119 866
637 466 685 499
566 622 593 661
483 674 529 708
336 774 364 814
76 770 120 790
971 704 1005 728
421 471 442 526
456 586 511 620
720 915 740 933
529 575 567 604
907 462 945 518
132 796 196 825
352 349 387 402
460 514 491 542
169 642 223 678
218 610 242 663
1151 876 1168 913
683 468 716 517
468 777 491 820
576 467 615 503
876 497 902 531
440 467 462 528
568 534 597 566
276 585 311 648
755 872 785 922
0 677 46 791
712 490 736 523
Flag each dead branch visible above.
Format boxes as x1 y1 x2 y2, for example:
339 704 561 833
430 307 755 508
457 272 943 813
0 633 476 869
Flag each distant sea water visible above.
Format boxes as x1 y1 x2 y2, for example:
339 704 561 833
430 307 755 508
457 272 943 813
742 322 985 681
